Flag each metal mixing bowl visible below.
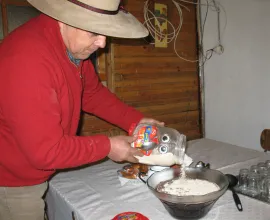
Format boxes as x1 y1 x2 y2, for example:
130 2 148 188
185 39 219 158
146 167 229 219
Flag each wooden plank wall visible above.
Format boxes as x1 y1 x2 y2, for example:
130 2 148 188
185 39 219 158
79 0 202 140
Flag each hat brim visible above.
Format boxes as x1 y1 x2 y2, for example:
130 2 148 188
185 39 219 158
27 0 149 38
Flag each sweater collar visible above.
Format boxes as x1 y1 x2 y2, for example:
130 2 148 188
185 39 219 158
67 50 81 66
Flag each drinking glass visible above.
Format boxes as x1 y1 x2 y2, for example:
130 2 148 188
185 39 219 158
238 168 249 191
257 162 267 174
257 162 266 167
259 170 268 195
247 172 260 197
250 165 259 174
264 176 270 201
265 160 270 169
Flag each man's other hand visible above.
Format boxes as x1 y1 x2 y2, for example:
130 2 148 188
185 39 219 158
108 135 143 163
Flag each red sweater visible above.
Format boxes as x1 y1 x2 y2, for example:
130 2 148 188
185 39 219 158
0 15 143 186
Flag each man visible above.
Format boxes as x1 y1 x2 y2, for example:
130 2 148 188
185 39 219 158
0 0 163 219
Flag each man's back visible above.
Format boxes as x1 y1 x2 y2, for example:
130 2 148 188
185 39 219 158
0 15 95 186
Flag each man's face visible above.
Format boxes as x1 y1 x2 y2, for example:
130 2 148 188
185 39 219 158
59 22 106 60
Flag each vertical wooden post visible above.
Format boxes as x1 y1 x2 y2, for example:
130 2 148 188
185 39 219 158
1 0 9 37
106 40 115 93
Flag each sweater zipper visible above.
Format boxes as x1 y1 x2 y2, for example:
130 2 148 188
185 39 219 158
69 60 83 79
78 62 83 79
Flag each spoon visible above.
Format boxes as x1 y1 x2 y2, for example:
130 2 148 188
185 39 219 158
225 174 243 211
141 141 158 151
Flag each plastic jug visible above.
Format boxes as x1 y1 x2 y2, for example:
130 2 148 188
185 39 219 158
129 123 187 166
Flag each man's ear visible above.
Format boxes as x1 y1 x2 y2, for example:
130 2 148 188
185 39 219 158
58 21 65 32
58 21 68 43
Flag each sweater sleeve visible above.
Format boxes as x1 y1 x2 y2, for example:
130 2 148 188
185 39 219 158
1 54 110 170
81 62 144 131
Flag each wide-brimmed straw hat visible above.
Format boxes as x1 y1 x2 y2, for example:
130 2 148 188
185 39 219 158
27 0 149 38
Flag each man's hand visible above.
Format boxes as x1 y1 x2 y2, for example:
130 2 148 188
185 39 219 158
108 135 143 163
138 118 165 126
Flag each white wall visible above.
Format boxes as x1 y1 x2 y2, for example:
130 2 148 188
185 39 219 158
201 0 270 150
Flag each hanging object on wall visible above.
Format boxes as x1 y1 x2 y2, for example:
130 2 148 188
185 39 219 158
154 3 168 48
260 129 270 152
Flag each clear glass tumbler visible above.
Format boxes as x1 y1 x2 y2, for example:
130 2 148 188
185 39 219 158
259 170 268 195
250 165 259 174
264 176 270 201
257 163 267 174
257 162 266 167
238 168 249 191
265 160 270 169
247 172 260 197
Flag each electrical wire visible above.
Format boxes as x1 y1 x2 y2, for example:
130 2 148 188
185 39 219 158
199 0 209 67
143 0 227 66
144 0 198 63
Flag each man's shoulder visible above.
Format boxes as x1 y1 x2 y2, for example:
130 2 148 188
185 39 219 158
0 15 57 58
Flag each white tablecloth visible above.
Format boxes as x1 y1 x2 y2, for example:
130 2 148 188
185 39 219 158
46 138 270 220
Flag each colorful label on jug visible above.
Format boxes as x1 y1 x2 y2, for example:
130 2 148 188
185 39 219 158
133 125 159 156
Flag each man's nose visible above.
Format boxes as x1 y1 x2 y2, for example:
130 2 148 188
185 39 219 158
94 35 106 48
